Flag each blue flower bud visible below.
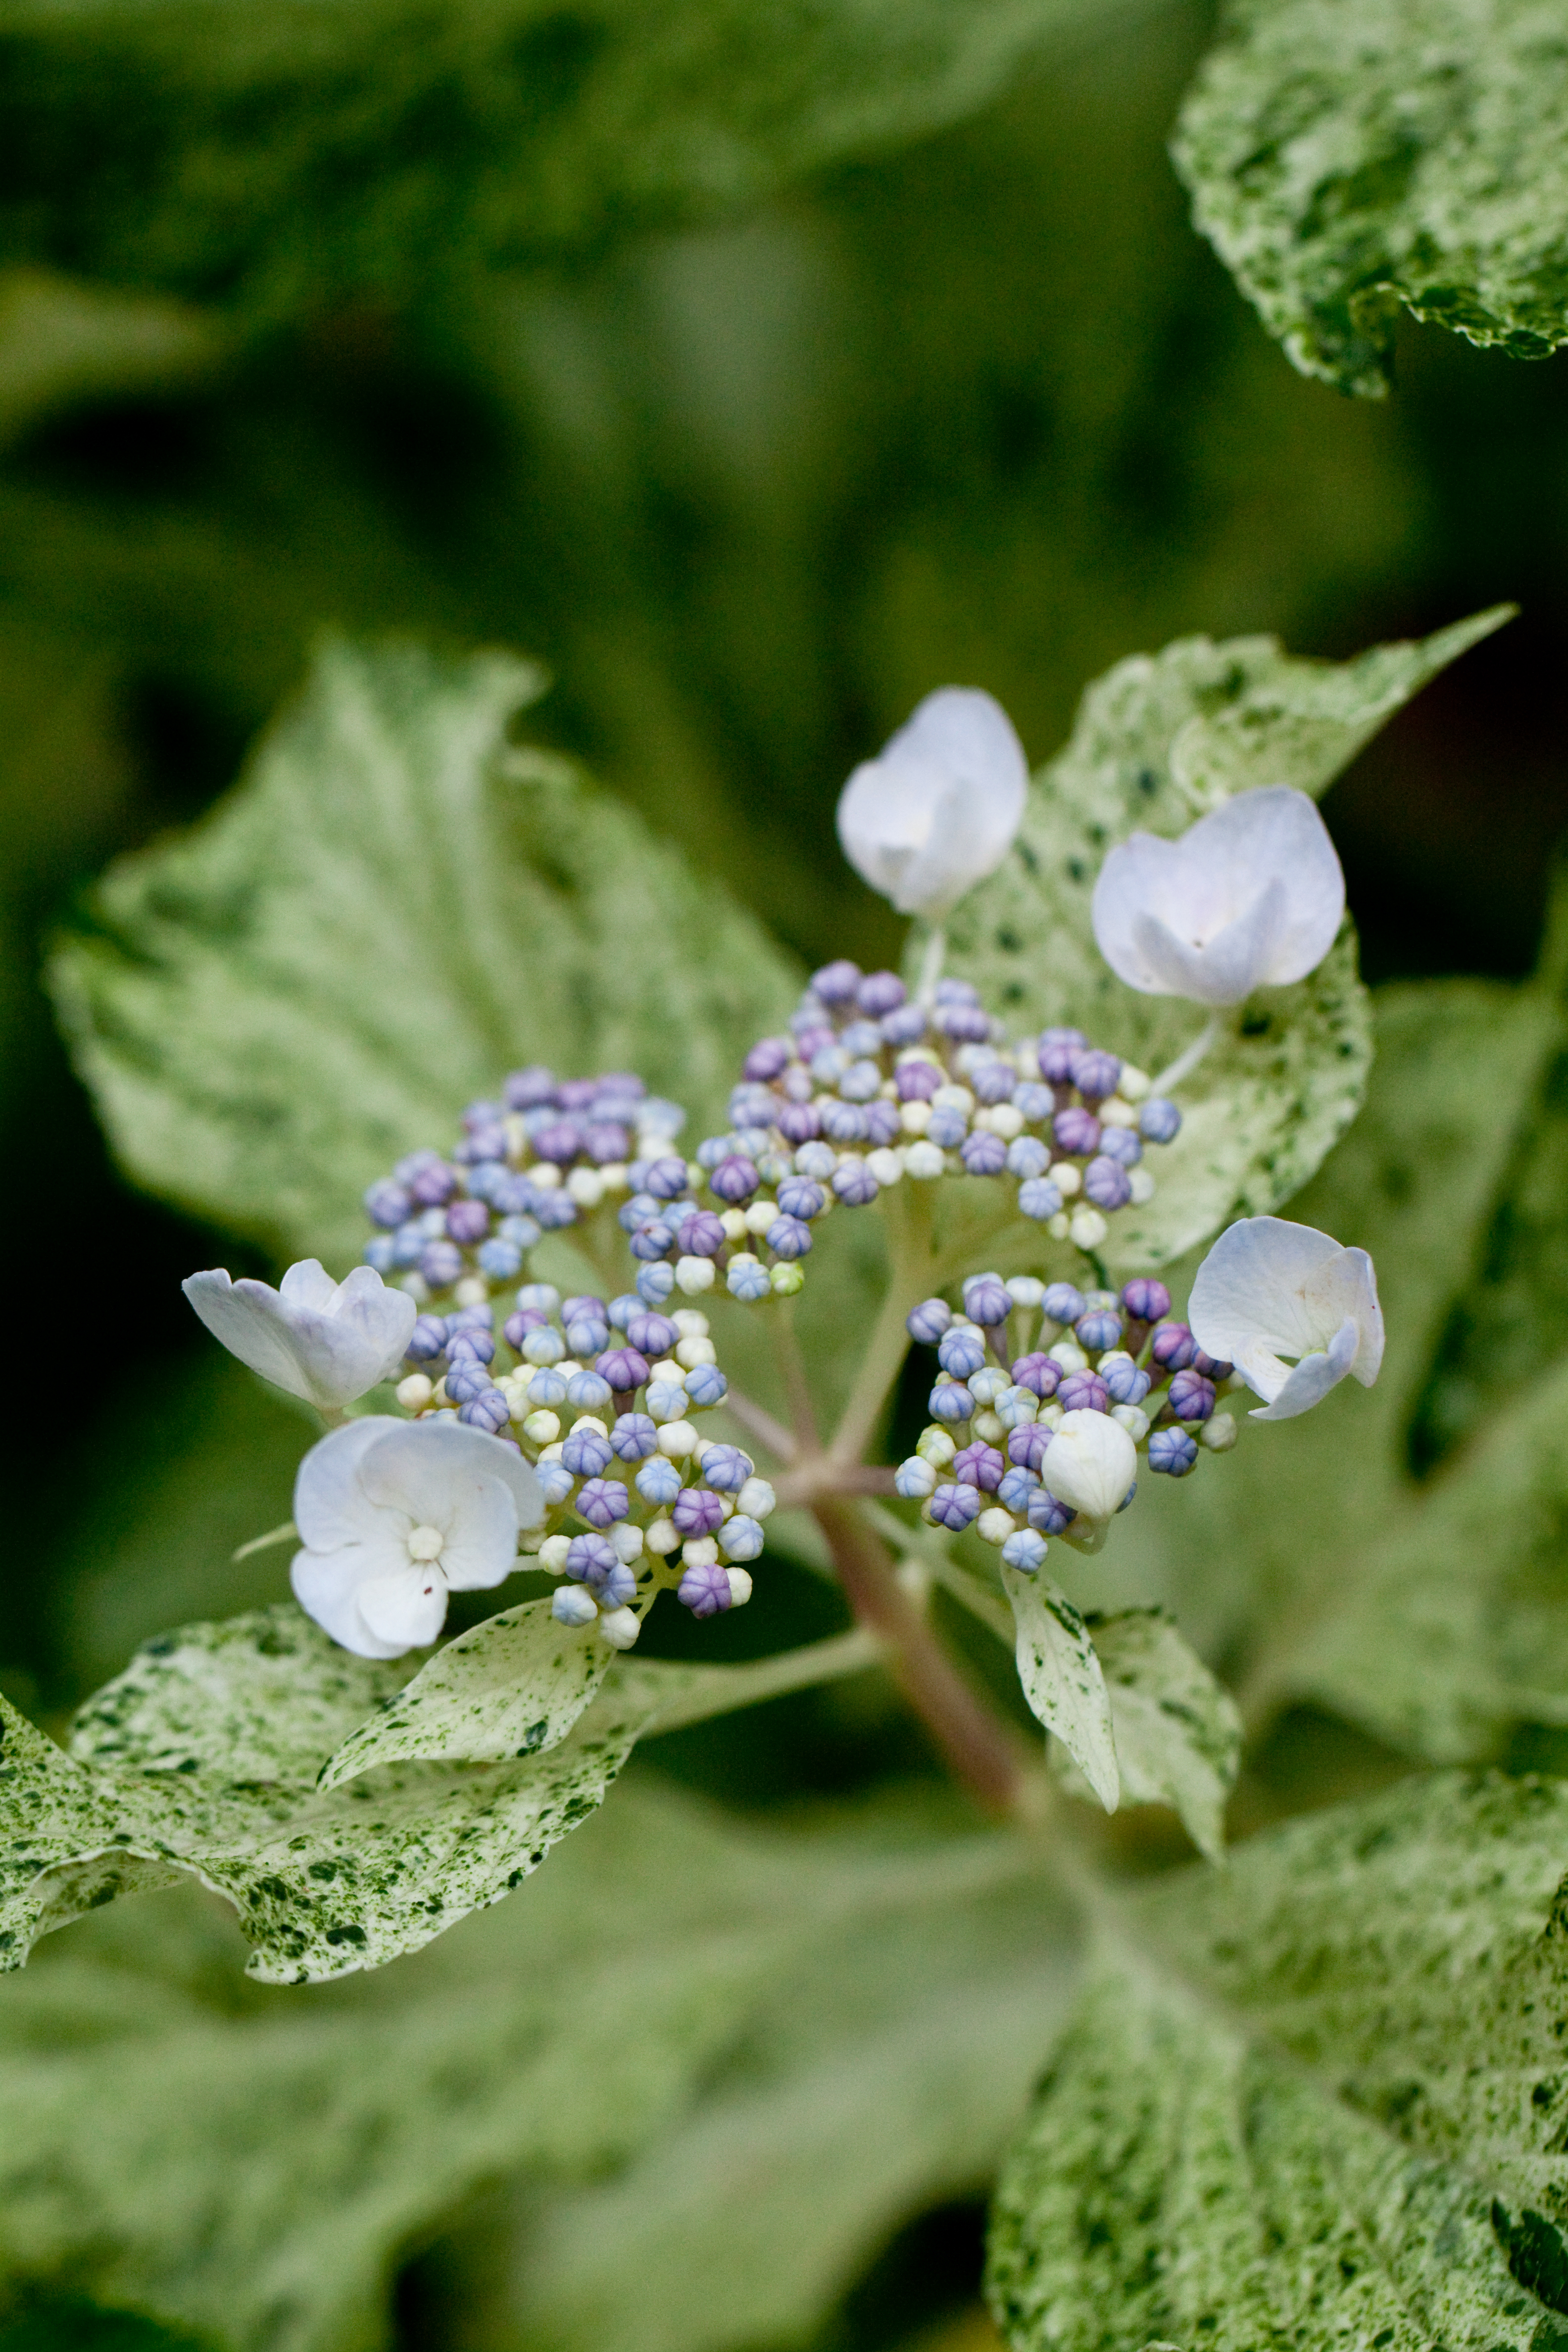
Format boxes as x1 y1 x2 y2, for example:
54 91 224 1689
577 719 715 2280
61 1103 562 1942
365 1178 412 1228
630 1223 674 1262
637 1262 677 1305
778 1177 826 1220
1017 1176 1064 1221
420 1241 463 1290
838 1059 883 1103
566 1531 619 1586
446 1362 495 1404
929 1381 974 1425
1001 1529 1049 1575
1075 1310 1123 1352
821 1099 869 1145
644 1156 689 1201
997 1465 1040 1514
895 1457 938 1499
611 1412 658 1461
619 1191 661 1233
477 1237 523 1279
720 1514 766 1562
406 1315 447 1363
499 1215 542 1254
960 1131 1008 1177
832 1163 880 1207
907 1298 952 1345
710 1154 762 1205
795 1141 837 1181
577 1476 630 1528
929 1481 981 1531
881 1003 928 1046
728 1257 772 1302
636 1455 682 1507
1098 1126 1142 1168
566 1370 614 1413
938 1328 986 1378
767 1216 814 1260
699 1443 752 1491
566 1314 611 1356
552 1585 598 1626
459 1391 512 1433
1028 1488 1077 1534
962 1275 1011 1328
363 1235 397 1273
1083 1156 1133 1211
1140 1098 1182 1144
685 1363 729 1408
562 1428 613 1478
926 1106 968 1148
528 1367 569 1407
539 1461 576 1507
1148 1426 1199 1476
1042 1283 1086 1325
522 1327 567 1367
1099 1355 1152 1407
1006 1136 1050 1180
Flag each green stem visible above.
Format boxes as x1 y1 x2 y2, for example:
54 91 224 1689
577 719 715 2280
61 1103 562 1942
861 1502 1015 1646
914 922 947 1006
1149 1011 1221 1095
828 1184 934 1470
232 1519 298 1563
646 1625 883 1735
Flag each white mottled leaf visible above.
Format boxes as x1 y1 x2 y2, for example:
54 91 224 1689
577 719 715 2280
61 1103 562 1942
1082 1610 1240 1862
1000 1565 1118 1811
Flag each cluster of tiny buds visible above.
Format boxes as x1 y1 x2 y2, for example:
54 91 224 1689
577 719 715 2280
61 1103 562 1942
894 1272 1240 1573
390 1283 772 1641
359 1067 686 1305
694 960 1183 1263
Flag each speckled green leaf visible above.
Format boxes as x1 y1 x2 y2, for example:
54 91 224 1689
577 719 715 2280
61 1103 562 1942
317 1599 610 1788
1173 0 1568 396
1068 1609 1241 1862
0 1693 171 1966
1000 1565 1117 1810
0 0 1111 321
988 1771 1568 2352
48 637 800 1271
940 617 1504 1270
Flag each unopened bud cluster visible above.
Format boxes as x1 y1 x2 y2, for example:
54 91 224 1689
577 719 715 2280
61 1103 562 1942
895 1273 1239 1573
359 1068 685 1304
706 960 1182 1262
392 1283 770 1641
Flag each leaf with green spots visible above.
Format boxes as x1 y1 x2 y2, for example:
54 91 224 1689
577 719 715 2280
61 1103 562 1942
317 1598 610 1787
939 616 1504 1270
0 1694 171 1966
987 1771 1568 2352
47 637 800 1271
1000 1565 1117 1810
1065 1609 1241 1862
1173 0 1568 396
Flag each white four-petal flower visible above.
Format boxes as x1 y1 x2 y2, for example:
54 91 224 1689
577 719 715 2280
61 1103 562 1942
291 1417 545 1658
836 687 1029 919
1189 1216 1384 1421
1090 785 1345 1007
1041 1409 1138 1520
183 1260 417 1410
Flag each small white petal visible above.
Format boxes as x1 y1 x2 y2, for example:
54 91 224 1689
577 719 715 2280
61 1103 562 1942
1092 786 1344 1006
1039 1411 1137 1520
836 688 1028 919
356 1565 449 1651
1190 1216 1383 1422
183 1259 417 1408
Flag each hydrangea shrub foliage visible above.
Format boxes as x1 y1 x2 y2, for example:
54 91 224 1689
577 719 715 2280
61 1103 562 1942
14 611 1568 2352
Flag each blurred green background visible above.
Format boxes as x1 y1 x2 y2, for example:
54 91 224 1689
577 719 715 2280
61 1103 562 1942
1 0 1565 2341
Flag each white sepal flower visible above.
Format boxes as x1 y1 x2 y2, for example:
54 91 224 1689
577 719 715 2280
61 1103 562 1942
1090 786 1345 1007
1041 1410 1138 1520
290 1418 544 1658
1189 1215 1384 1421
836 687 1029 919
183 1260 416 1410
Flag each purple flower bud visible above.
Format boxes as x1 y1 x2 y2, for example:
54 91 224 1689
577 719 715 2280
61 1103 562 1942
1097 1127 1143 1168
1069 1048 1122 1101
960 1131 1008 1177
793 1024 835 1059
832 1162 880 1207
939 1004 991 1044
611 1412 658 1461
562 1428 613 1478
997 1465 1040 1514
1018 1177 1064 1221
1101 1358 1152 1406
406 1315 448 1362
627 1310 679 1356
420 1241 463 1289
710 1155 761 1205
767 1216 814 1260
672 1487 725 1539
1036 1027 1087 1083
857 970 906 1016
1168 1369 1217 1423
1151 1322 1198 1372
1058 1371 1109 1414
630 1223 675 1261
365 1178 412 1228
566 1531 619 1585
811 959 862 1004
561 1293 604 1324
700 1444 753 1491
504 1308 548 1347
864 1101 903 1146
730 1083 781 1129
457 1127 508 1166
934 977 980 1006
822 1099 869 1145
1010 1353 1061 1399
1075 1310 1123 1352
410 1161 458 1207
938 1328 987 1378
895 1061 942 1103
446 1360 495 1403
554 1078 598 1113
1029 1489 1078 1535
531 1120 584 1167
678 1212 725 1257
953 1441 1005 1492
1083 1156 1133 1211
445 1198 490 1244
881 1004 928 1046
972 1062 1017 1108
679 1560 733 1617
459 1391 513 1434
596 1347 650 1393
642 1155 687 1200
907 1297 952 1344
1042 1283 1086 1325
447 1330 495 1365
1140 1098 1182 1145
1053 1107 1101 1156
583 1121 631 1165
778 1102 821 1144
744 1037 792 1082
576 1476 631 1528
505 1065 557 1110
1149 1427 1199 1477
1008 1424 1053 1472
929 1481 982 1531
1194 1349 1233 1381
962 1275 1012 1328
777 1177 826 1220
